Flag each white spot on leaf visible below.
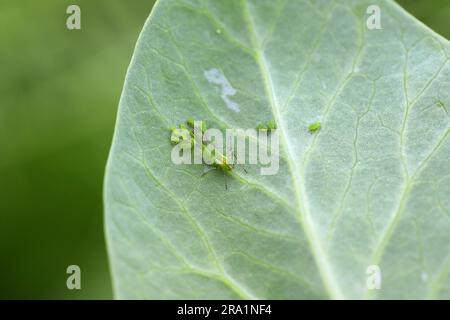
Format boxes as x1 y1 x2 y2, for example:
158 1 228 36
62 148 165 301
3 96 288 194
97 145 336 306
204 68 240 112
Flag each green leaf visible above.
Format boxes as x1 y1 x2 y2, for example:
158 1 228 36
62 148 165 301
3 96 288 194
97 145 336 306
104 0 450 299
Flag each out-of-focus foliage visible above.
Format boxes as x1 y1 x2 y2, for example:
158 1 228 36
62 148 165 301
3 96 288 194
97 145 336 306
0 0 154 299
0 0 445 299
397 0 450 41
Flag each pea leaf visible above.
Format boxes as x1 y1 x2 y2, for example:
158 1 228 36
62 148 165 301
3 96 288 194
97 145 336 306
104 0 450 299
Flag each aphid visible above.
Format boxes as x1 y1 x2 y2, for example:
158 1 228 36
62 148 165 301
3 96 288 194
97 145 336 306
266 119 277 130
256 119 277 132
187 118 207 133
170 125 190 145
308 122 321 133
201 144 234 189
436 100 444 108
170 118 208 147
170 119 236 189
201 142 233 172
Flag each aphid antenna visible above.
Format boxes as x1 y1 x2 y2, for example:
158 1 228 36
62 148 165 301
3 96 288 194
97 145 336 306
229 148 248 174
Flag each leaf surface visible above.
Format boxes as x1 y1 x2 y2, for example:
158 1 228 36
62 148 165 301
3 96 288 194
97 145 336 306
105 0 450 299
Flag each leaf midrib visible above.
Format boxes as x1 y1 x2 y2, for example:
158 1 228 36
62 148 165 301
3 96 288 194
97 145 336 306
241 0 344 299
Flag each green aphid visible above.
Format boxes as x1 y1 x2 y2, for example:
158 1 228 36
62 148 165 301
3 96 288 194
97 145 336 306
187 118 207 133
202 144 233 172
201 144 234 190
212 152 233 172
308 122 321 133
436 100 444 108
170 127 188 145
186 117 195 128
256 119 277 131
266 119 277 130
170 119 208 146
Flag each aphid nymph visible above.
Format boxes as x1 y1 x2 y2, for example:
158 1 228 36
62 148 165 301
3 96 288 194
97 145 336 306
170 125 190 145
308 122 321 133
256 119 277 132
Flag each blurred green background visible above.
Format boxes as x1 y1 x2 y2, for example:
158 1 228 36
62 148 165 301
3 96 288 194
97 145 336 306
0 0 448 299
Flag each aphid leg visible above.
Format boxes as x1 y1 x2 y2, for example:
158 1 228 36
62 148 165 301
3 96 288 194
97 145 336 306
224 174 228 190
231 150 247 174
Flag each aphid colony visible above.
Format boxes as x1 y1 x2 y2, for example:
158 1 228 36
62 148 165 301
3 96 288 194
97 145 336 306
170 119 320 166
170 118 233 172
